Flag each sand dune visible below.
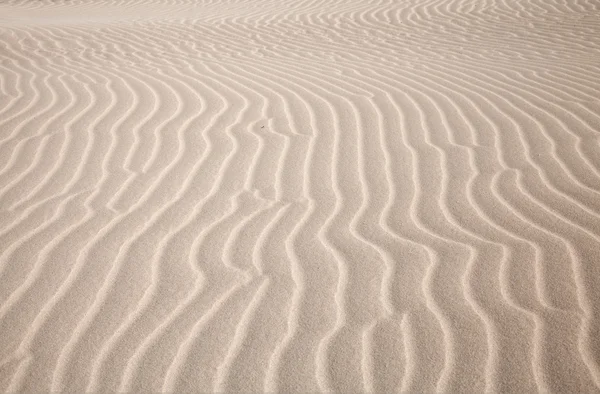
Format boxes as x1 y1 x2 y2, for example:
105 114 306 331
1 0 600 392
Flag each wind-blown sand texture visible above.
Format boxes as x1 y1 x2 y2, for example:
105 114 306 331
1 0 600 392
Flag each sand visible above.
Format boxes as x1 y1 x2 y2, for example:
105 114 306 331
1 0 599 392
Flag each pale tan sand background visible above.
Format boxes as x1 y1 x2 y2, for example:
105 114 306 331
1 0 600 392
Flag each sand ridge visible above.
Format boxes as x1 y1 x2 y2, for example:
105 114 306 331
1 0 600 392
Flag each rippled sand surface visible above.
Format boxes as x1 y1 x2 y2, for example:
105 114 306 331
1 0 600 392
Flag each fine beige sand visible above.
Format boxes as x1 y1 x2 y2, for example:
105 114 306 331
1 0 600 392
